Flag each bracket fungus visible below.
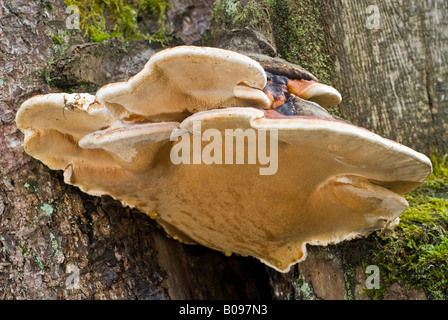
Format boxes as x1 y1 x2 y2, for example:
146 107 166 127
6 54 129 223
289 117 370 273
16 46 432 272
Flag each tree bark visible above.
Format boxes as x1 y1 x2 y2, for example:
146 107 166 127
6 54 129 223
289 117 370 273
1 0 445 301
205 0 445 300
0 0 270 300
271 0 447 300
321 0 448 155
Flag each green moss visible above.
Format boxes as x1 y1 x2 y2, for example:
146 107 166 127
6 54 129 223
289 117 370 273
88 25 111 42
212 0 274 34
64 0 171 43
371 154 448 299
211 0 332 81
52 35 63 45
342 265 355 300
270 0 332 85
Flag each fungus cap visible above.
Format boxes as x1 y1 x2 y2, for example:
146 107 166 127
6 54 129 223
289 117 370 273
96 45 271 118
287 79 342 108
248 53 342 108
15 46 432 272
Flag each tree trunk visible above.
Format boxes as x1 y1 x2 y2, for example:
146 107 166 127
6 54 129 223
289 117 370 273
206 0 446 300
1 0 445 301
0 0 270 300
321 0 448 156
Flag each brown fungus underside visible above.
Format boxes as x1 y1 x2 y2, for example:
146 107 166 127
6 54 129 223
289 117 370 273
15 46 431 272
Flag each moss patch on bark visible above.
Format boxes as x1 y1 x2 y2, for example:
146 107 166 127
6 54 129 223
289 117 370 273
369 154 448 299
64 0 171 43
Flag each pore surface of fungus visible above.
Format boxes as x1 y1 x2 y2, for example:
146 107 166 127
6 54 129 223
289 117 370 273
16 46 432 272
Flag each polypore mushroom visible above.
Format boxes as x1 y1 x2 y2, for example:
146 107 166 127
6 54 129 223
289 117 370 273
15 46 432 272
95 45 271 119
247 52 342 109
